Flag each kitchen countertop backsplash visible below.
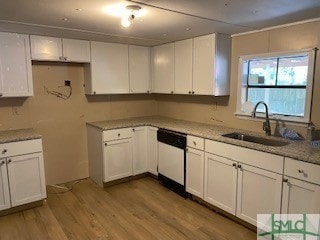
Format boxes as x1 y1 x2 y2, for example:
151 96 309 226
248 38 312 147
87 116 320 166
0 128 41 144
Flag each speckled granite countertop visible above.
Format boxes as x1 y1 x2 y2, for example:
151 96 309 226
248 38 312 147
0 128 41 144
87 116 320 166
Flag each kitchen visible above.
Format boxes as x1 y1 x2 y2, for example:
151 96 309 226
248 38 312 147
0 0 320 239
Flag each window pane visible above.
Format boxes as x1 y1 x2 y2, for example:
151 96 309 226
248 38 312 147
248 59 277 85
247 88 306 116
277 56 309 86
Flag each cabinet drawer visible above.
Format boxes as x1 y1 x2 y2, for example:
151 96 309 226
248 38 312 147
0 139 42 158
284 158 320 185
103 128 133 142
205 139 283 173
187 135 204 150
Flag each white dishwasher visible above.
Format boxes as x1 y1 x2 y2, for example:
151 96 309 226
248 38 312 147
157 129 187 197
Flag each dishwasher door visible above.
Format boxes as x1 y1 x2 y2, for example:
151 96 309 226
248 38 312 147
158 142 184 185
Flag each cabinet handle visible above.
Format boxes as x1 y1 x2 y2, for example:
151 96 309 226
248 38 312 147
193 141 197 146
7 159 12 164
64 56 67 61
59 56 63 61
118 133 121 137
147 90 150 93
283 178 288 183
0 93 3 97
188 91 191 94
171 91 174 94
2 149 7 154
298 169 304 173
192 91 195 94
1 160 5 165
132 128 135 132
93 91 96 95
238 164 242 169
104 143 107 147
232 163 237 169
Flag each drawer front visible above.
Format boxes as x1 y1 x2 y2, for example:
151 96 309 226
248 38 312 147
0 139 43 158
103 128 133 142
187 135 204 150
285 157 320 185
205 139 283 174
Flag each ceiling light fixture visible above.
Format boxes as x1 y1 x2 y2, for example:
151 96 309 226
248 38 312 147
121 5 141 28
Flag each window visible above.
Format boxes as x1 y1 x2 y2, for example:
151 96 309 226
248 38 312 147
236 48 316 124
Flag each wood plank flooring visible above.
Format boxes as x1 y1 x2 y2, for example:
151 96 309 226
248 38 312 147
0 177 256 240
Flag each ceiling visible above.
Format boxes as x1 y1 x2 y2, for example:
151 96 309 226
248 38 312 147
0 0 319 46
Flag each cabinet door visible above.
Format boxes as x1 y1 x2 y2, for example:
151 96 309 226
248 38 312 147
193 34 215 95
129 45 150 93
62 39 90 62
132 127 148 175
147 127 158 176
236 164 282 226
7 153 46 207
0 32 33 97
90 41 129 94
282 177 320 214
204 153 237 214
174 39 193 94
186 147 204 199
30 35 62 61
0 159 10 210
103 138 133 182
152 43 174 93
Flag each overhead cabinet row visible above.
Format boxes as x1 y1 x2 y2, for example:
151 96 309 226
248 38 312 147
0 32 231 97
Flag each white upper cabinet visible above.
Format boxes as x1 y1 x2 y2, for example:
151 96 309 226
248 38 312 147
62 39 90 62
174 39 193 94
86 41 129 94
0 32 33 97
129 45 151 93
152 43 174 94
30 35 90 62
193 33 231 96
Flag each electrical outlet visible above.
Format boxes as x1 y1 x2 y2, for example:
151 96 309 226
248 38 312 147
65 80 71 86
12 107 19 115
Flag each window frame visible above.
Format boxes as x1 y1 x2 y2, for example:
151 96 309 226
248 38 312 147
235 48 316 124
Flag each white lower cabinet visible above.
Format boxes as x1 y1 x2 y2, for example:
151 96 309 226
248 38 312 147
87 125 158 186
147 127 158 176
236 164 282 225
0 139 46 211
204 139 283 226
104 138 133 182
281 157 320 214
282 177 320 214
186 147 204 199
132 127 148 175
204 153 237 214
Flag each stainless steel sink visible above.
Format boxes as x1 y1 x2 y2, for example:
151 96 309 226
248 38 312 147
221 132 290 147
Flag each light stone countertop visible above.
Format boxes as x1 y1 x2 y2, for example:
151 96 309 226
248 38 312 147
87 116 320 166
0 128 42 144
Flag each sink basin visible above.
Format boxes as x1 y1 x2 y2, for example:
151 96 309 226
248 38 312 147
222 132 290 147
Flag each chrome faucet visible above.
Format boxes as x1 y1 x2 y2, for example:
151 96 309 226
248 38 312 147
252 101 271 136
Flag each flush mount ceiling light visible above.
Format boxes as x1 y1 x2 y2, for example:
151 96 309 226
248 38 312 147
121 5 142 28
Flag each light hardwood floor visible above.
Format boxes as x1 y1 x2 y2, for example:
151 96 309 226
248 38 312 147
0 177 256 240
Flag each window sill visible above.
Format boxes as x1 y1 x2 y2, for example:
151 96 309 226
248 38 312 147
235 112 309 126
